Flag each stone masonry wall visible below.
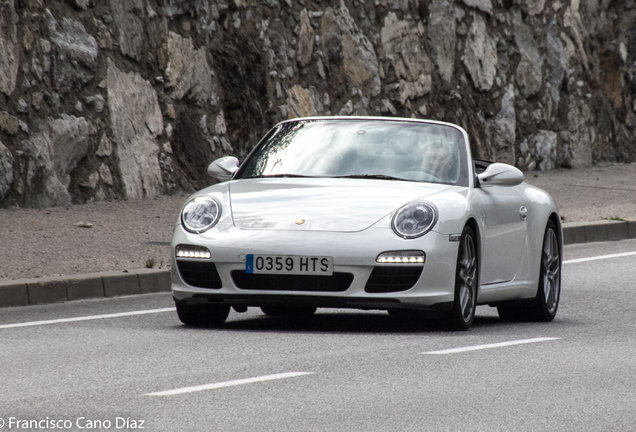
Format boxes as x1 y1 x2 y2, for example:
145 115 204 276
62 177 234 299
0 0 635 207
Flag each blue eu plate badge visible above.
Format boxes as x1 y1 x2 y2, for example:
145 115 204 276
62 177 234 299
246 254 254 274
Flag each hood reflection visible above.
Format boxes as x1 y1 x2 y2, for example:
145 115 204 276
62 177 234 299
229 178 451 232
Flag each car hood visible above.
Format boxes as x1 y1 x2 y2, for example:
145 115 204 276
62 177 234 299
229 178 452 231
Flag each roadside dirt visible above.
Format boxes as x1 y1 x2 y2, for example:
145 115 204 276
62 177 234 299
0 194 186 280
1 163 634 281
525 163 636 223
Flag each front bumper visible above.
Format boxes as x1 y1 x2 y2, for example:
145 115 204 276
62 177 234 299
171 224 459 311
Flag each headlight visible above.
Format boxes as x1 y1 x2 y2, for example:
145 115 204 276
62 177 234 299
181 196 221 233
392 201 438 239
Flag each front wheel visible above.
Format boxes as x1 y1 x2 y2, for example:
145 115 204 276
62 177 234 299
176 303 230 327
444 225 478 331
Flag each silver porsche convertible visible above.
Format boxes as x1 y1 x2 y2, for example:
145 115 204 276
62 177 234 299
171 117 562 330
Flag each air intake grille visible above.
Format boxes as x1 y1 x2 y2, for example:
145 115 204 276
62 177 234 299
364 266 423 293
231 271 354 292
176 261 222 289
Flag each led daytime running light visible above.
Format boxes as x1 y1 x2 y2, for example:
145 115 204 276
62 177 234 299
176 245 211 259
376 251 425 264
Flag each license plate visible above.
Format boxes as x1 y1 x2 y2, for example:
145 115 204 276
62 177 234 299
246 254 333 276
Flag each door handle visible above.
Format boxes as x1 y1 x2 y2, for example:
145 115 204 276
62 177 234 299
519 206 528 221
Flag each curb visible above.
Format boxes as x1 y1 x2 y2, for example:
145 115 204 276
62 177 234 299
563 219 636 245
0 268 171 308
1 220 635 309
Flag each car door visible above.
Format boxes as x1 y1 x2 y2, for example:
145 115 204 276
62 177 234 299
477 185 529 285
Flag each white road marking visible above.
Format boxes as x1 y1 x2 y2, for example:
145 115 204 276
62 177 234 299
563 252 636 264
564 251 636 265
0 308 174 330
423 337 560 355
146 372 315 396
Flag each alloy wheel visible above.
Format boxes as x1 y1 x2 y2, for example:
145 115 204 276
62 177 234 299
542 228 560 315
458 233 477 322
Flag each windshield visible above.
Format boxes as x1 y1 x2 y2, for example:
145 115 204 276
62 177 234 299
235 119 469 186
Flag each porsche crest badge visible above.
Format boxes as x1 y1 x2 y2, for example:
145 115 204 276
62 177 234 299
295 219 306 225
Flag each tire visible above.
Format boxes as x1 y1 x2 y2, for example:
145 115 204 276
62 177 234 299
444 225 478 331
176 303 199 326
497 220 561 322
176 303 230 327
260 306 317 317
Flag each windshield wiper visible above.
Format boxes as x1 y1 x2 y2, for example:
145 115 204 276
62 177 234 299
334 174 403 181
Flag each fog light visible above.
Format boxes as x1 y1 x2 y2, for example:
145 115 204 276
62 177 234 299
376 250 425 264
176 245 211 259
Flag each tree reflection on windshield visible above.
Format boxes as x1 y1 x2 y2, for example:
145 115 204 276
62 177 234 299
235 119 469 186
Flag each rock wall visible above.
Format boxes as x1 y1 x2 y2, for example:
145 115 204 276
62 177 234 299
0 0 635 207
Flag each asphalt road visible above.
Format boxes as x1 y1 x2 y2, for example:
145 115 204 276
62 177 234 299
1 239 635 432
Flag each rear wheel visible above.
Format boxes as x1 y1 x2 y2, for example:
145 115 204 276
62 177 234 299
444 225 478 331
261 306 317 317
176 303 230 327
498 220 561 322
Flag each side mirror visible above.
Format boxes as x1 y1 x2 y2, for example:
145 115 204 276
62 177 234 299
477 163 524 187
208 156 239 182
